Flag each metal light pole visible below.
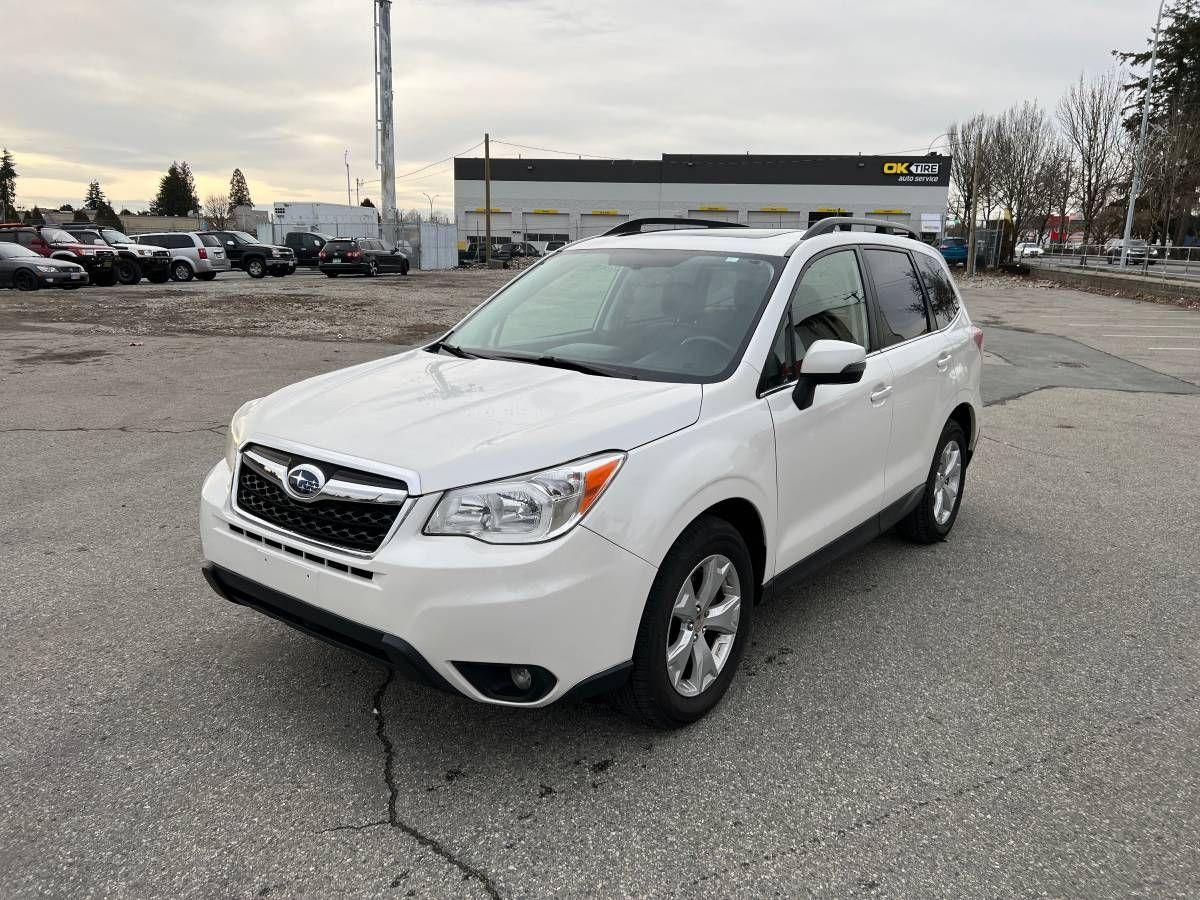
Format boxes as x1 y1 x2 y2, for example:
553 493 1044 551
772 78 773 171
1120 0 1166 268
344 149 352 206
375 0 397 246
484 133 492 265
421 192 438 221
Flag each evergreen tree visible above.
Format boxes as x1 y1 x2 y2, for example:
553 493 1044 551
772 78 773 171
58 203 74 212
1116 1 1200 124
150 161 200 216
0 149 17 221
84 180 107 210
23 206 43 225
228 168 252 208
73 208 92 222
360 197 375 208
95 202 123 229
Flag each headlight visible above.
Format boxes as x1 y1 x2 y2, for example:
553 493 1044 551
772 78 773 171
79 248 95 255
425 452 624 544
224 398 262 470
36 265 57 273
271 249 282 257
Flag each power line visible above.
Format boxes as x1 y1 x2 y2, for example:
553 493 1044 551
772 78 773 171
358 141 483 187
490 138 617 160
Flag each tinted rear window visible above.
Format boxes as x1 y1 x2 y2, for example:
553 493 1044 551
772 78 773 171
327 240 356 248
864 248 931 346
200 234 222 247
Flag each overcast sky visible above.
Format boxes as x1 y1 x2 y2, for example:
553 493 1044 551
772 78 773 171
4 0 1156 215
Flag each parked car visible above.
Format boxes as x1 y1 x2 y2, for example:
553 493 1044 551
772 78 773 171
935 236 969 266
0 241 88 290
1014 242 1044 259
545 240 567 252
60 224 172 284
318 237 409 276
199 230 296 278
0 224 118 286
202 216 983 727
134 232 231 282
284 231 333 267
496 241 542 259
1104 238 1156 265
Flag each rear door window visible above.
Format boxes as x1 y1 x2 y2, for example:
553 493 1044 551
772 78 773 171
863 248 931 346
913 253 960 329
199 234 222 248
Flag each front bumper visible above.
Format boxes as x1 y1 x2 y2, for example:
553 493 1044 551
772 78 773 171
38 269 89 287
136 254 171 273
200 461 655 706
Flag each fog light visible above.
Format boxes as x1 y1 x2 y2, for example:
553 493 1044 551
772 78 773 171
510 666 532 690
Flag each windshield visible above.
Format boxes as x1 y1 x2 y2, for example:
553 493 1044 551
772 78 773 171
0 243 38 259
228 231 257 244
443 248 781 382
42 228 75 243
101 228 134 244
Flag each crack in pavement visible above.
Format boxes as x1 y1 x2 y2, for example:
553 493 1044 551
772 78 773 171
980 433 1078 461
681 691 1198 892
0 423 226 436
367 669 503 899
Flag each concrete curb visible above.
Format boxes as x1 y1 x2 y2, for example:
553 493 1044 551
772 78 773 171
1029 265 1200 301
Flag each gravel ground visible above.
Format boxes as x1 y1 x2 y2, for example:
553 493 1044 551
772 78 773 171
2 271 1198 897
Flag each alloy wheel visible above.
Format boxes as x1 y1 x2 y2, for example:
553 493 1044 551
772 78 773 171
666 554 741 697
932 441 962 526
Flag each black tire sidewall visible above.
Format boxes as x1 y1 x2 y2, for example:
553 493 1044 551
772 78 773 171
14 269 39 291
634 518 753 725
927 423 966 538
172 261 193 282
116 260 140 285
247 258 266 278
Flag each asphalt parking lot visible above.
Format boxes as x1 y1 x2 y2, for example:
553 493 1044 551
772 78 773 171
2 270 1198 898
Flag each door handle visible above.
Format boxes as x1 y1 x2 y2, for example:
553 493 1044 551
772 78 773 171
936 352 952 371
869 385 893 405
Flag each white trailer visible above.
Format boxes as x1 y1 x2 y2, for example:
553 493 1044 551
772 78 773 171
272 202 381 241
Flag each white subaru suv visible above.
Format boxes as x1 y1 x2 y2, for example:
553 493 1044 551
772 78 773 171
201 217 982 727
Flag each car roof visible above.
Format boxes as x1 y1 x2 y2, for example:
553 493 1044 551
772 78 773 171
570 227 932 258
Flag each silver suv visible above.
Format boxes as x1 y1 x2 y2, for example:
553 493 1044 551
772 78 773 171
134 232 232 282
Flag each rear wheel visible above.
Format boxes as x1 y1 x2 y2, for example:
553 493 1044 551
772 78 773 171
146 269 170 284
896 421 967 544
611 516 753 728
171 261 194 282
366 260 379 277
115 259 140 285
401 260 410 275
13 269 39 292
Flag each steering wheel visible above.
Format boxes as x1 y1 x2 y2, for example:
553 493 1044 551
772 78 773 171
679 334 736 356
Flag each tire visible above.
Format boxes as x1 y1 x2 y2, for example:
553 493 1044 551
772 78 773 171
896 421 967 544
92 268 118 287
115 259 140 285
147 269 170 284
324 272 339 278
401 261 409 275
611 515 754 728
171 260 194 282
245 257 266 278
13 269 39 292
196 272 217 282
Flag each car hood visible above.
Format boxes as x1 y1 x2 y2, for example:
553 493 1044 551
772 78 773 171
243 350 702 493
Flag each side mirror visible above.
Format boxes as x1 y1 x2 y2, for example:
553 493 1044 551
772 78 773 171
792 339 867 410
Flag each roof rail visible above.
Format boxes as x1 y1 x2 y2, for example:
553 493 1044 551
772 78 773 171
802 216 920 241
601 217 749 237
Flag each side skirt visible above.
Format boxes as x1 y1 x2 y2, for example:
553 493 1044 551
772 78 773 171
761 483 925 603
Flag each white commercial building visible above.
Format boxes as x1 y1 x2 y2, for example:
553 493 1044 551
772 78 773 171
454 154 951 246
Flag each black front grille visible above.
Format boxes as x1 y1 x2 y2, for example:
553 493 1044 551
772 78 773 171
236 465 402 553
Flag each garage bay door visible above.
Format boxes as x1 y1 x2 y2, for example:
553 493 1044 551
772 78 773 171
463 211 513 240
523 212 570 242
580 213 628 238
748 211 804 228
687 209 740 224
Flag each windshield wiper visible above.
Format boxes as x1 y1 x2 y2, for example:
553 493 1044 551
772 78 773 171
430 340 477 359
477 351 620 378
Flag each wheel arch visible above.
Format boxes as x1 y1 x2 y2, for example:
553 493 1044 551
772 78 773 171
695 498 767 604
948 401 976 464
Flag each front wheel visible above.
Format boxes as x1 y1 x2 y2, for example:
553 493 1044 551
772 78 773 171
896 421 967 544
146 269 170 284
93 269 118 287
13 269 39 291
245 258 266 278
115 259 140 285
611 516 753 728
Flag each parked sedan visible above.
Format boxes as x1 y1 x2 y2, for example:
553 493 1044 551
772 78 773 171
0 242 88 290
936 237 969 266
318 237 410 277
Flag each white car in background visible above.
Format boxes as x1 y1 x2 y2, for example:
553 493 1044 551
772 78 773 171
201 217 983 727
1015 242 1044 258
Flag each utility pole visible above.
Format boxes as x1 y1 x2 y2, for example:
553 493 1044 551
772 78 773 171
376 0 397 245
966 129 982 277
1120 0 1166 268
344 149 352 207
355 178 363 206
484 132 492 265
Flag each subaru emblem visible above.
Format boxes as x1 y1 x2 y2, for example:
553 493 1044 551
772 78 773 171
286 463 326 501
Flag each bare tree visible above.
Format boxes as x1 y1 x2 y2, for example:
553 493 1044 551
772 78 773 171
991 101 1056 249
203 193 231 230
1056 70 1130 248
946 114 990 233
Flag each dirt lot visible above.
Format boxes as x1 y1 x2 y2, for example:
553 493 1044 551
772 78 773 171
0 268 514 345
